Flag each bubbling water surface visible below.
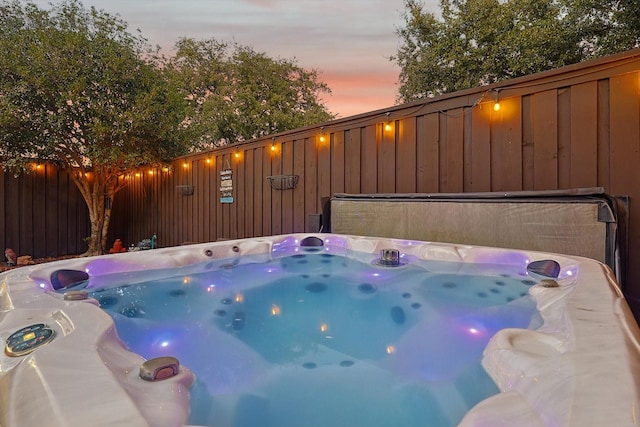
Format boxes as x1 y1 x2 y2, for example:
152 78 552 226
89 249 541 427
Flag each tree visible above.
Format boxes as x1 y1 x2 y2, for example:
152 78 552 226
394 0 640 101
563 0 640 57
167 38 334 147
0 0 190 255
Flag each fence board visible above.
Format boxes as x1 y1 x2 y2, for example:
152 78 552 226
397 118 417 193
491 96 523 191
597 79 611 189
244 150 255 238
610 73 640 195
344 129 361 193
468 102 492 191
318 134 331 205
43 166 56 256
20 174 34 256
532 90 559 189
9 174 23 254
282 141 294 234
569 83 598 187
271 148 282 236
263 147 273 237
252 147 263 238
379 123 395 193
417 113 440 192
331 131 345 195
303 137 317 228
293 140 306 232
361 125 377 193
0 173 4 254
557 88 571 189
236 152 245 239
443 108 465 192
610 72 640 290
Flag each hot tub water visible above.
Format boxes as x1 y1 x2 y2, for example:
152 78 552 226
87 248 541 427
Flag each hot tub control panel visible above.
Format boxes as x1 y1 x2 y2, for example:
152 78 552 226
5 323 55 357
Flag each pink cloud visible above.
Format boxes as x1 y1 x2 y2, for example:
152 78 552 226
321 69 400 118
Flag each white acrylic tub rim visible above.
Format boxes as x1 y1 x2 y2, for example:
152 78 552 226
0 233 639 427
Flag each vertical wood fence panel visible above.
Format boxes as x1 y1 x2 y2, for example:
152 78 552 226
417 113 440 192
1 167 90 258
609 72 640 292
468 103 492 192
281 141 294 234
532 90 559 189
293 141 306 232
317 134 331 212
444 108 465 192
557 87 571 189
379 123 395 193
361 126 377 193
332 131 346 195
344 129 361 194
569 82 599 188
262 148 272 237
397 118 417 193
597 79 611 189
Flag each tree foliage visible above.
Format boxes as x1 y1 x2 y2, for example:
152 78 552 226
167 38 334 147
0 0 336 255
0 0 189 254
394 0 640 101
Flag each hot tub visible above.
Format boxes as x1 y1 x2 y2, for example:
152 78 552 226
0 234 639 426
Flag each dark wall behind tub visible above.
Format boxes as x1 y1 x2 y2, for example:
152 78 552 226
0 165 90 259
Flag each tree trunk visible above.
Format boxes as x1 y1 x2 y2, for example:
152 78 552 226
70 168 119 257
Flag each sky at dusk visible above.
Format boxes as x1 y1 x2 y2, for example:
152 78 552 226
30 0 440 118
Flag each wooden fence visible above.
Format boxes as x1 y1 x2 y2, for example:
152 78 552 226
2 48 640 312
0 164 89 259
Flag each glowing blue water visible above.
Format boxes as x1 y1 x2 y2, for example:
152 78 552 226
89 250 541 427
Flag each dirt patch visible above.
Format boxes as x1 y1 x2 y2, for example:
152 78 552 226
0 255 83 273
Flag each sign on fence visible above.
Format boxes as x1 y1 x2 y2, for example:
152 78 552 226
220 169 233 203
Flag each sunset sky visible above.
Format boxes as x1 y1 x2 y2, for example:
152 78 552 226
30 0 440 118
